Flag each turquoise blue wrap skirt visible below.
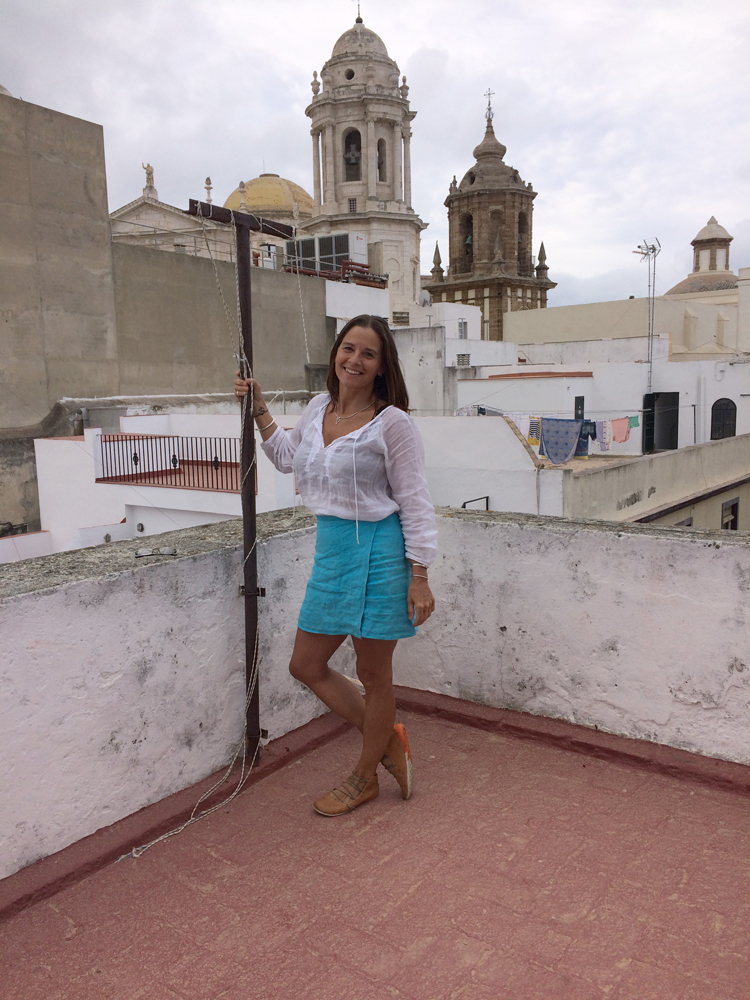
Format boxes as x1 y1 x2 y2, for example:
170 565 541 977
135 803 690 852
298 512 417 640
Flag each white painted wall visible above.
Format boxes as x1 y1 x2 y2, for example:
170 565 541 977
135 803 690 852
392 308 516 369
125 505 239 537
456 356 750 455
393 325 455 416
325 281 389 325
444 338 518 368
457 371 642 456
394 511 750 767
521 336 670 365
408 301 482 340
0 531 53 564
120 413 241 437
35 433 136 552
6 510 750 880
415 416 539 514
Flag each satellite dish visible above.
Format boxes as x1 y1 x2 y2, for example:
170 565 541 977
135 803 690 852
418 290 432 307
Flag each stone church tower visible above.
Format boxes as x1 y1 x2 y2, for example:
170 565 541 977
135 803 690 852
425 100 555 340
303 15 427 320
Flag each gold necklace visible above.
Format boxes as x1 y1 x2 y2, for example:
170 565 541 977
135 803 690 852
333 400 375 424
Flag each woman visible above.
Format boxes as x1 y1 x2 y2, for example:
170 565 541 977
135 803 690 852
234 314 437 817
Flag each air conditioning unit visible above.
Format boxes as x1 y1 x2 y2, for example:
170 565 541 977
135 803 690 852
285 232 368 273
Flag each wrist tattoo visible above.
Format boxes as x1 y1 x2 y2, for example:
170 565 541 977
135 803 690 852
255 406 267 418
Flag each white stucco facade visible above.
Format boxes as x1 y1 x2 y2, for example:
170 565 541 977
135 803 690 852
457 356 750 452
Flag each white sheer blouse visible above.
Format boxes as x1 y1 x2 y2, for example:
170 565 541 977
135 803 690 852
261 393 438 567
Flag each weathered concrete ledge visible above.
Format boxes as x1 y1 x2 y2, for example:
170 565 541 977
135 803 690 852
5 504 749 602
438 504 750 543
0 507 316 601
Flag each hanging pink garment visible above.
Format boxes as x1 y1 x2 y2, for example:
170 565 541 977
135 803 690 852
611 417 630 443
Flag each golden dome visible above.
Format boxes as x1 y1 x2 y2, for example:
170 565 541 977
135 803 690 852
223 173 313 219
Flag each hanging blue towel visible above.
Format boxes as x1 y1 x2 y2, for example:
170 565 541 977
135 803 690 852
540 418 583 465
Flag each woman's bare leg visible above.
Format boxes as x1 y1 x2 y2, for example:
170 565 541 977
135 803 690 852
351 637 398 779
289 629 366 729
289 630 398 782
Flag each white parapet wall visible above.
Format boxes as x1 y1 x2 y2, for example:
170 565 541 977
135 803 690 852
3 508 750 880
396 511 750 766
0 511 354 881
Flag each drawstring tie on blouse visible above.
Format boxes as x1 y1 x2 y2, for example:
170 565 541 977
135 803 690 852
353 433 360 544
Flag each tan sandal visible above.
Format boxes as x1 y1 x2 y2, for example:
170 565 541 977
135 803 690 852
313 773 379 817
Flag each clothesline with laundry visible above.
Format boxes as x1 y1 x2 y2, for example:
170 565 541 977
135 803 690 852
504 413 640 464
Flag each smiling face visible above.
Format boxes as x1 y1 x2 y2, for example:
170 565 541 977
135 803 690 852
334 325 383 394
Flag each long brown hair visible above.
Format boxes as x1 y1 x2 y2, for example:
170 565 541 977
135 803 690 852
326 315 410 412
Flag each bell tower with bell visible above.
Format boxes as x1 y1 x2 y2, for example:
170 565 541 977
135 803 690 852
303 13 427 319
425 90 556 340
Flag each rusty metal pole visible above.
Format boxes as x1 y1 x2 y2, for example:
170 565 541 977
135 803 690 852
236 221 261 756
185 200 294 758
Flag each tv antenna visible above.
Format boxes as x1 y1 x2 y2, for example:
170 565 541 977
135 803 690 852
484 88 495 122
633 238 661 394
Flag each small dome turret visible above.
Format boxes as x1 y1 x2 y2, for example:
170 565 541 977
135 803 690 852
665 215 737 295
318 17 401 96
472 120 507 161
456 117 530 194
331 21 389 59
692 216 732 243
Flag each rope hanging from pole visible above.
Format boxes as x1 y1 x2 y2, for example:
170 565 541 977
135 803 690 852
120 200 298 860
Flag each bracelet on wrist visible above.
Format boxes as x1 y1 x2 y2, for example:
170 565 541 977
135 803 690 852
256 417 276 431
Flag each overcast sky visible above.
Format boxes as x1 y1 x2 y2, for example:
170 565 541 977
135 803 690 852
3 0 749 305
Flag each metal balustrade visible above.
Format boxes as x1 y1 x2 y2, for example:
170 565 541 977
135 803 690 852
96 434 241 492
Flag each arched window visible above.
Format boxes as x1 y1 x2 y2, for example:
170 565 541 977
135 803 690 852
459 214 473 271
377 138 387 182
711 398 737 440
343 129 361 181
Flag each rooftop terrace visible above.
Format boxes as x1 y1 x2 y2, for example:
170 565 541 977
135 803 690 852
3 508 750 997
3 697 750 999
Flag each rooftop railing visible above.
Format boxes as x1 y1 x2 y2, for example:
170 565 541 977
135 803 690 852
96 434 241 492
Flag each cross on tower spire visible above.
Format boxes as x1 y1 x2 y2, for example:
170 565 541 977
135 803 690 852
484 88 495 122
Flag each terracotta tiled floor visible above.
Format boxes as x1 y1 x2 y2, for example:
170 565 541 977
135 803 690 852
3 711 750 1000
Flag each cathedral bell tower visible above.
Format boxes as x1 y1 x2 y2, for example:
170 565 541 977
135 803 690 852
425 95 555 340
303 15 427 320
